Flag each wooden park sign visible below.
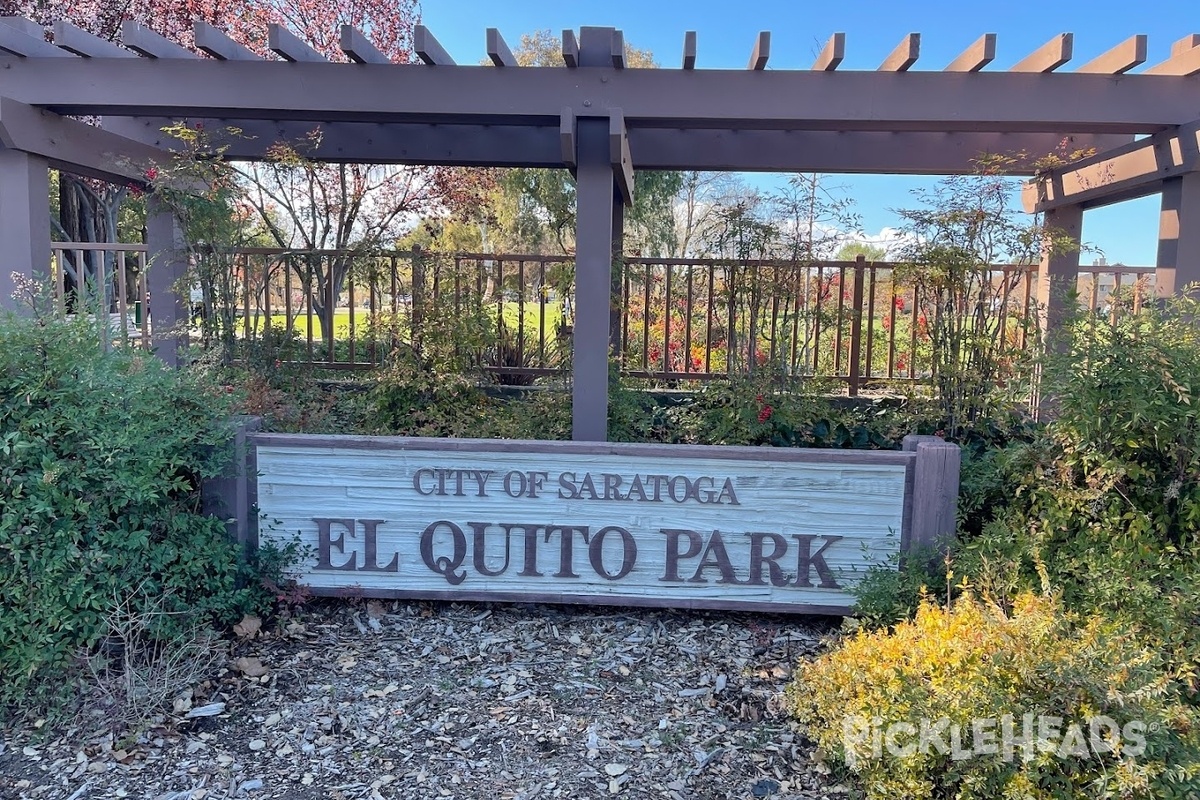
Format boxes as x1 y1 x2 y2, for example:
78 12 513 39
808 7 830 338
215 432 959 614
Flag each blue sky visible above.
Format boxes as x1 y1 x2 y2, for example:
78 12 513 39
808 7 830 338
422 0 1194 265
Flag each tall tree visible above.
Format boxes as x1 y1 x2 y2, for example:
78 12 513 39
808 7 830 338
472 30 683 257
2 0 257 305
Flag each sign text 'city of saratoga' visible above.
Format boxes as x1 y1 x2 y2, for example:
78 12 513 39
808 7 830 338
254 439 911 612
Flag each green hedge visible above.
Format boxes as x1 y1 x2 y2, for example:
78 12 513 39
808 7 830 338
0 308 256 712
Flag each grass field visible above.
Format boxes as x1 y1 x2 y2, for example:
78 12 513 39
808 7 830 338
233 303 566 344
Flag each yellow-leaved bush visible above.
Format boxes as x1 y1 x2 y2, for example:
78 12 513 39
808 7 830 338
788 593 1200 800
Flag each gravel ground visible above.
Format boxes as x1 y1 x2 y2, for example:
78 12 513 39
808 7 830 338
0 600 848 800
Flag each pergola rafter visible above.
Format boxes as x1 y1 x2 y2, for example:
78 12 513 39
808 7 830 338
0 17 1197 440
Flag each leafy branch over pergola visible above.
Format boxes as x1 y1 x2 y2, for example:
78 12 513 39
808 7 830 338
1 18 1197 439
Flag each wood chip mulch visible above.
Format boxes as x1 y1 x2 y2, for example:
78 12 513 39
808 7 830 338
1 600 851 800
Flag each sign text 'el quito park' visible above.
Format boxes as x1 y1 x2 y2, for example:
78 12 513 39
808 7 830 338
252 437 943 613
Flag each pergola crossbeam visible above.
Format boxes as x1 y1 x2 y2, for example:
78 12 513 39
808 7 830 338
121 22 196 59
1145 43 1200 76
269 24 325 63
1011 33 1072 73
813 32 844 71
1024 120 1200 212
339 26 388 64
560 108 576 168
6 60 1198 132
1076 34 1145 74
562 30 579 68
879 33 919 72
486 28 516 67
0 17 41 38
682 31 696 70
1172 34 1200 57
610 112 634 205
102 117 1128 174
414 25 454 66
748 31 770 70
0 21 75 58
945 33 996 72
194 20 259 61
52 21 136 58
0 97 163 182
611 30 626 68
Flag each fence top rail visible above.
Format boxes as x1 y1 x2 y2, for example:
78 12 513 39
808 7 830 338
47 243 1156 278
52 241 148 252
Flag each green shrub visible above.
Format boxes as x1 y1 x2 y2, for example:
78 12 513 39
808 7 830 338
0 304 259 713
958 298 1200 685
790 593 1200 799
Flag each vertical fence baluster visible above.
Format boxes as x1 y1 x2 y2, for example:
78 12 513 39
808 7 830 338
684 265 694 374
705 266 715 374
539 260 547 367
348 260 356 365
812 265 824 374
138 255 149 349
116 250 129 345
663 263 672 373
834 264 846 376
621 260 631 370
768 264 780 369
518 259 526 368
642 263 651 372
887 276 897 379
865 264 876 384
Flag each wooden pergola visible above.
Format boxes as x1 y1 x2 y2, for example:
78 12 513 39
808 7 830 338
1 19 1198 439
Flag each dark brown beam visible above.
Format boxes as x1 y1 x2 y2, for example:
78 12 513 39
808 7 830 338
414 25 454 66
1011 33 1073 73
486 28 516 67
103 117 1128 174
194 20 259 61
813 33 844 71
5 59 1196 133
0 17 40 38
1024 121 1200 212
946 33 996 72
0 97 162 182
560 108 575 167
611 30 625 68
122 21 196 59
0 21 74 57
748 31 769 70
340 25 388 64
879 33 919 72
1172 34 1200 57
610 112 633 205
562 30 579 67
52 21 136 58
682 31 696 70
1076 34 1145 74
1145 43 1200 76
269 24 325 63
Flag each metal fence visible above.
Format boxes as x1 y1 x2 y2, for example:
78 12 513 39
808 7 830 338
44 243 1156 392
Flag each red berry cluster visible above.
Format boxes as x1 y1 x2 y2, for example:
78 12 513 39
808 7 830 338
755 394 773 423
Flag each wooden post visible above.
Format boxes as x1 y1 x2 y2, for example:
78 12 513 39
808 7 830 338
202 416 263 554
1036 203 1083 350
411 244 426 350
1155 173 1200 298
903 434 960 552
0 148 50 310
572 27 620 442
608 193 624 354
145 194 189 365
847 255 866 396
